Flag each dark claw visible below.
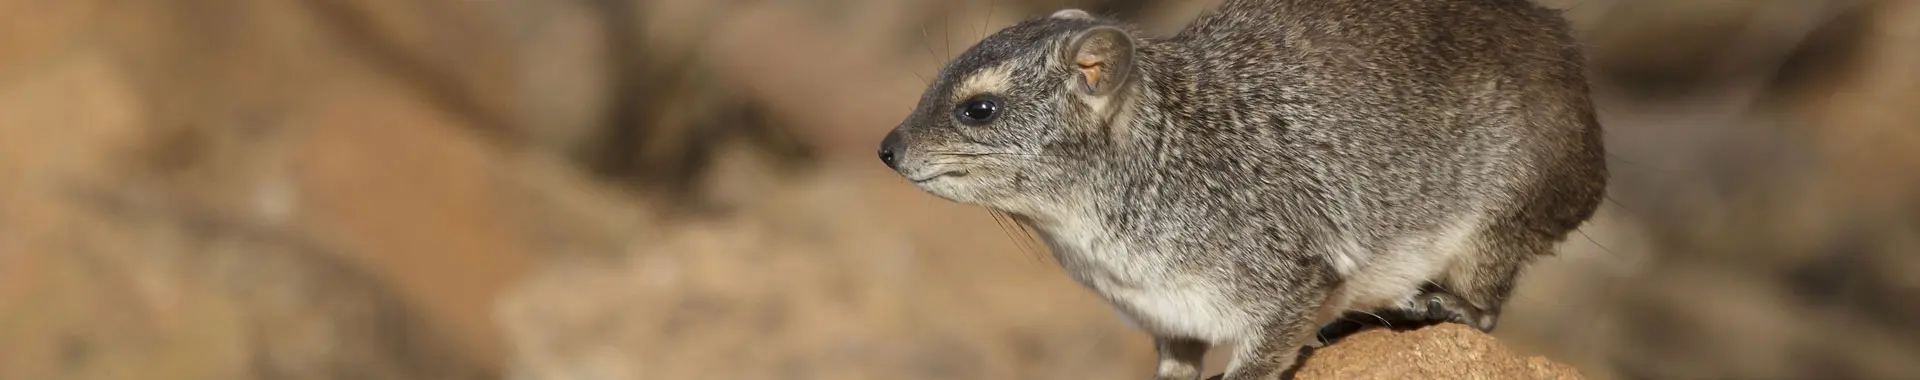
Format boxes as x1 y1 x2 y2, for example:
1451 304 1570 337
1415 291 1496 332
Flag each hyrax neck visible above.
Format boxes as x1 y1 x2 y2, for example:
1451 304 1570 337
1008 172 1252 344
1107 40 1203 177
1011 209 1144 287
1011 40 1206 244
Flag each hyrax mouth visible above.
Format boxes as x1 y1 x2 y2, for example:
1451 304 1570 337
910 170 969 183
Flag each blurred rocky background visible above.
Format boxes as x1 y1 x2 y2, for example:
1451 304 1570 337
1 0 1915 379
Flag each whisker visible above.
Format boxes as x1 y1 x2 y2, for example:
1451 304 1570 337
1606 152 1696 175
1352 310 1394 329
920 26 942 69
1010 213 1047 263
1575 227 1617 258
1603 194 1644 223
993 210 1046 263
908 67 929 85
982 0 995 40
941 2 952 62
987 210 1040 263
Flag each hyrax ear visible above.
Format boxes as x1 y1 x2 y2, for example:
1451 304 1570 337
1050 9 1095 21
1060 26 1135 96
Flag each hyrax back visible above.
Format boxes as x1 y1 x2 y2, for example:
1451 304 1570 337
877 1 1605 379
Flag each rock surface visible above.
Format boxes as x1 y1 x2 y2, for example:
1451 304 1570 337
1293 324 1584 380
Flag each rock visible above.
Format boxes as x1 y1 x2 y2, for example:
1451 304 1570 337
1289 324 1584 380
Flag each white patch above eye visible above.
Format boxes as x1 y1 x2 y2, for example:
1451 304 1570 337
953 64 1014 101
1051 9 1094 20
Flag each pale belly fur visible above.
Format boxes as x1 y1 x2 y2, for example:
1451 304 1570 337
1042 216 1257 345
1048 214 1490 345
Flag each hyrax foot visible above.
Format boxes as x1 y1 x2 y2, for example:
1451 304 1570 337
1404 291 1497 332
1153 337 1209 380
1153 360 1204 380
1315 291 1499 344
1155 369 1202 380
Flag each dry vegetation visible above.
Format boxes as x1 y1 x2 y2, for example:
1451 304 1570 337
2 0 1916 379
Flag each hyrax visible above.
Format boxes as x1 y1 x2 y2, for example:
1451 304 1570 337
877 0 1605 379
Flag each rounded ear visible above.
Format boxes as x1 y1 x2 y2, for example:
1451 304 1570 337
1060 26 1136 96
1050 9 1095 20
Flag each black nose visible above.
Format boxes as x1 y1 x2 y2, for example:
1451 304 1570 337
879 128 904 170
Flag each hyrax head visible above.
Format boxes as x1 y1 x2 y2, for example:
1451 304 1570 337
878 9 1141 213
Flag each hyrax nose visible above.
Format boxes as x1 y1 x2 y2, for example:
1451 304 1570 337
879 128 904 170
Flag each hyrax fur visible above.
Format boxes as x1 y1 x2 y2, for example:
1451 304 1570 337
876 1 1605 379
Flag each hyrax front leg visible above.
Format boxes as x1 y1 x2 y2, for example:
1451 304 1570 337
1219 305 1322 380
1153 337 1210 380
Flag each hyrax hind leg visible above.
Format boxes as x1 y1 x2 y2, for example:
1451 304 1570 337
1406 229 1553 333
1315 229 1547 341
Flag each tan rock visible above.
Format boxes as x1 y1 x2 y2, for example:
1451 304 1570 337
1292 324 1584 380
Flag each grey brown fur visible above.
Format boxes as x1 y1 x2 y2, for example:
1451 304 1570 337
877 1 1605 379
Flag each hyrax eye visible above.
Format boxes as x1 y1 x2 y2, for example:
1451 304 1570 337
955 96 1001 125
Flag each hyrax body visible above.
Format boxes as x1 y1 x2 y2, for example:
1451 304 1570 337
877 0 1605 379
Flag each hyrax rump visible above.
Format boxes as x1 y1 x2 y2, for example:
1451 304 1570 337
876 0 1605 379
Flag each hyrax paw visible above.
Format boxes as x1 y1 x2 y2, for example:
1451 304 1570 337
1154 366 1203 380
1411 292 1497 332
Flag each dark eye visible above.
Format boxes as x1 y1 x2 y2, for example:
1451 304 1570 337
955 97 1000 125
